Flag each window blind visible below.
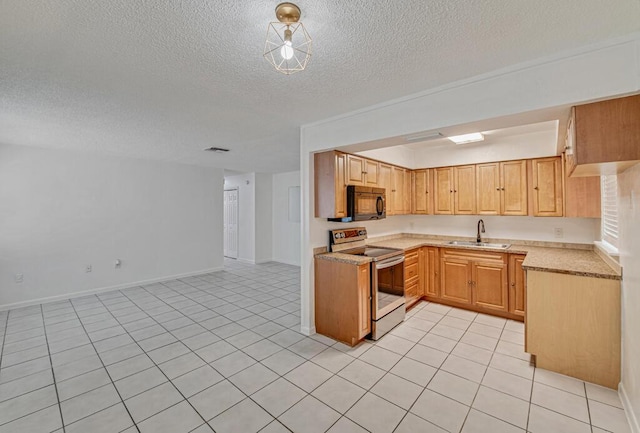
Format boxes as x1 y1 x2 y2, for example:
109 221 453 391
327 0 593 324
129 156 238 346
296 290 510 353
601 175 619 248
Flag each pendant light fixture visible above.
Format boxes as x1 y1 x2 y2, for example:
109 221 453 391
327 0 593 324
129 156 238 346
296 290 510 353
263 3 312 75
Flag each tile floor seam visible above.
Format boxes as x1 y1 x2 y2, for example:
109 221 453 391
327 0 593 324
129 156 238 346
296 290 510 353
66 298 140 433
39 303 67 433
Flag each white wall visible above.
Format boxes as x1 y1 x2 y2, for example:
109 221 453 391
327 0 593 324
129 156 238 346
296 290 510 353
618 164 640 432
356 145 416 168
0 144 224 309
255 173 273 264
272 171 302 266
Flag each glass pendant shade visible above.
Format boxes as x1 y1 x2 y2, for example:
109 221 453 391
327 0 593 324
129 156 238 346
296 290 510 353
263 9 312 75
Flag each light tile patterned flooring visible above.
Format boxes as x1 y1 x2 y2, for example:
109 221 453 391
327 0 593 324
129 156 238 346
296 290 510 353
0 259 631 433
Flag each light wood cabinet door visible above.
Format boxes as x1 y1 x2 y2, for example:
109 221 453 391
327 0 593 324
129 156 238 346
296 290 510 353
454 165 476 215
473 260 508 313
314 151 347 218
564 153 601 218
440 257 472 305
508 254 526 318
364 160 379 187
403 169 411 214
424 247 440 298
501 160 528 216
418 248 426 298
412 169 432 214
358 264 372 339
476 163 500 215
379 164 393 215
392 166 407 215
434 167 454 215
346 155 365 185
531 157 563 216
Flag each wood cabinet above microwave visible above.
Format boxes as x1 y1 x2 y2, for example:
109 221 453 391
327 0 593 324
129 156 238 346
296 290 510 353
566 94 640 177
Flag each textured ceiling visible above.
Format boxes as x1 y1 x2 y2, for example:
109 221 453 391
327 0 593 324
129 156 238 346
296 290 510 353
1 0 639 173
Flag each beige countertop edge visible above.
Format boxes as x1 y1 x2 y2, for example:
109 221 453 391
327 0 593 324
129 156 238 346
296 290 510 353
521 265 621 281
315 236 621 280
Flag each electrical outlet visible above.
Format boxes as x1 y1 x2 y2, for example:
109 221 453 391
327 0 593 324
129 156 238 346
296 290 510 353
15 273 23 283
85 264 92 273
554 228 564 238
114 259 121 269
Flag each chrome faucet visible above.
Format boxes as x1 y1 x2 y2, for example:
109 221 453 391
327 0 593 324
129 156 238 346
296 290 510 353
477 219 485 243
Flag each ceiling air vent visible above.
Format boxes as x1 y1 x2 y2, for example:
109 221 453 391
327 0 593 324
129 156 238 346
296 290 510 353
204 147 230 153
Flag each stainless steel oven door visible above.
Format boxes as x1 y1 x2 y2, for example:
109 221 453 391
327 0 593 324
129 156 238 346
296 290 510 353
372 255 405 320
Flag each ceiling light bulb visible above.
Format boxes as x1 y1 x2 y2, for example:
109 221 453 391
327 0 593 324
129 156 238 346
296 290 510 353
281 41 294 60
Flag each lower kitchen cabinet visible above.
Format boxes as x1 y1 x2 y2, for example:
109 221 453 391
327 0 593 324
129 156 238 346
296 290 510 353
423 246 440 298
508 254 526 317
404 248 421 309
438 249 512 317
314 258 371 346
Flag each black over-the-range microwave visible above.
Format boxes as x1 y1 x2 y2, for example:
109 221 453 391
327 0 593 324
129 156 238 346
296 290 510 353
329 185 386 222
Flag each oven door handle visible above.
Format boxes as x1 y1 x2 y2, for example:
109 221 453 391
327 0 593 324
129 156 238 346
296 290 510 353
375 256 405 269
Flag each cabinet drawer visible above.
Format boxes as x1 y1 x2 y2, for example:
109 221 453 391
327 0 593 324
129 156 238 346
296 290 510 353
405 262 419 280
405 279 419 299
442 248 506 263
405 250 419 265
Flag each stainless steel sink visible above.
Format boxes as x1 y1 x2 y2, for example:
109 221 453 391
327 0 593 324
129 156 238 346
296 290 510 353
447 240 511 249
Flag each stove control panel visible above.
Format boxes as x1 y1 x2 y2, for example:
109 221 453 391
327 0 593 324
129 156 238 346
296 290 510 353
330 228 367 245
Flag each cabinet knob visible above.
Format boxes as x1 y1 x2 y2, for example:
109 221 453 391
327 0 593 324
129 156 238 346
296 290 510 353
468 280 472 285
450 190 453 193
496 187 500 191
502 187 505 191
534 186 539 190
454 190 458 193
511 282 516 287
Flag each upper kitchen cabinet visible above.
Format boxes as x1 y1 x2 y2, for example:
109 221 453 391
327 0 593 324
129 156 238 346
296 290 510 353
477 161 528 216
564 154 601 218
315 150 347 218
434 167 454 214
346 155 380 186
567 94 640 177
454 165 477 215
412 169 432 214
379 163 393 214
391 166 410 215
530 157 563 217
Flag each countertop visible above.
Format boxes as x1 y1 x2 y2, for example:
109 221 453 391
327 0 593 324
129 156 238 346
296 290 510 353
315 234 621 280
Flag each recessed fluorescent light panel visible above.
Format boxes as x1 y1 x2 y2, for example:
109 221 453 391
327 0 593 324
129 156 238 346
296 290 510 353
404 132 443 142
447 132 484 145
204 147 230 152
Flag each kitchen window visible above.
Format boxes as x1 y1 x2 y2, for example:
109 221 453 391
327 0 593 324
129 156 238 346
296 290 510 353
601 174 619 250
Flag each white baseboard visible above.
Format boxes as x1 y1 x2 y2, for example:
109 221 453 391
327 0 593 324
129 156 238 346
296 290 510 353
620 382 640 433
0 266 224 311
300 325 316 336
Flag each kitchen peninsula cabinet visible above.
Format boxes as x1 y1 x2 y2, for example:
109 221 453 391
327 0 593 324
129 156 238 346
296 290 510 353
526 270 621 388
315 258 371 346
477 161 528 216
530 157 563 217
